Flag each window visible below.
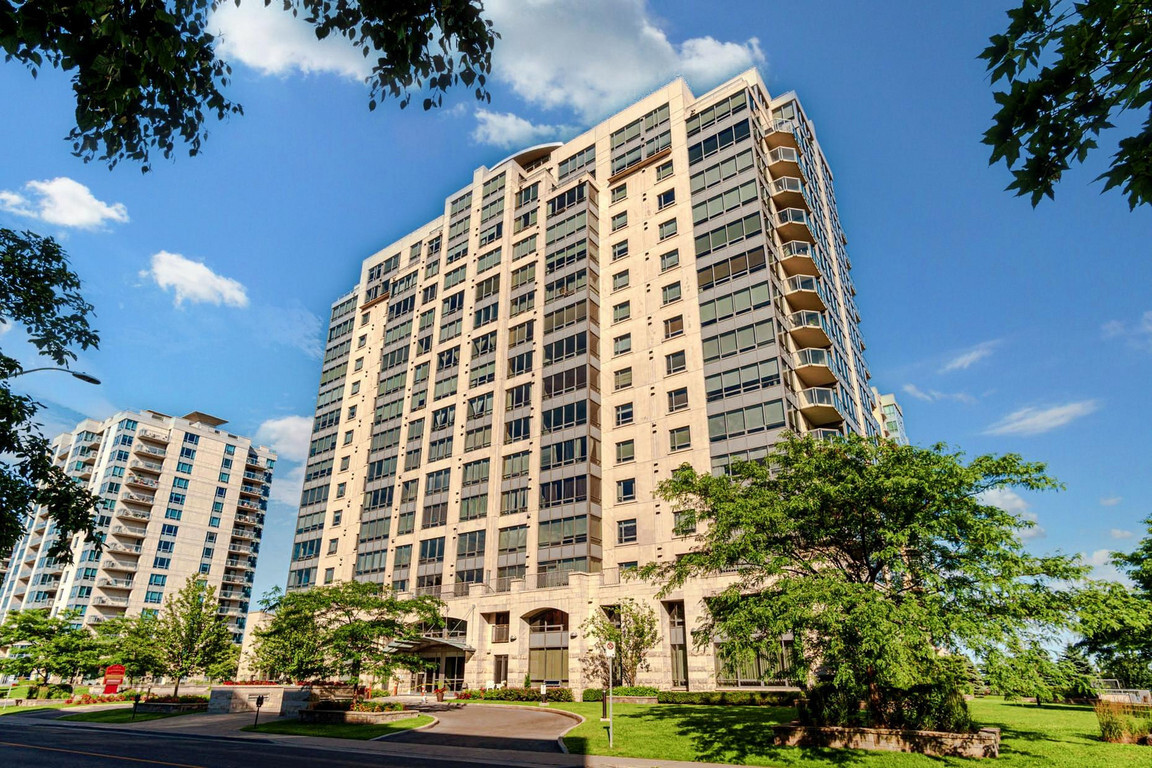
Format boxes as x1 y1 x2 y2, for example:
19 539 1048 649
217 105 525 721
511 263 535 290
328 538 339 554
460 494 487 521
462 459 490 486
614 368 632 391
148 574 167 587
668 387 689 412
659 219 678 240
161 524 179 537
662 281 682 305
669 426 692 451
611 240 629 261
324 568 335 584
501 488 528 516
422 503 448 528
666 350 687 375
153 556 171 570
660 249 680 272
613 301 631 323
611 184 627 203
616 440 635 464
618 518 638 542
468 392 494 420
655 160 674 180
664 315 684 339
612 270 629 291
657 189 675 210
508 320 534 347
502 450 530 479
615 403 633 426
343 430 354 445
613 334 632 356
165 508 182 520
611 212 628 232
504 416 531 444
508 350 533 377
506 382 532 410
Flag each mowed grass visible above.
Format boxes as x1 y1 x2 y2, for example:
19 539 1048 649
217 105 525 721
241 714 433 740
59 708 183 723
0 702 72 716
500 697 1146 767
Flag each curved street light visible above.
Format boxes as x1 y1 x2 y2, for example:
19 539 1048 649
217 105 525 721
13 367 101 385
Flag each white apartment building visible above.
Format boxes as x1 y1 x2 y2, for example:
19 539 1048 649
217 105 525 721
0 410 276 643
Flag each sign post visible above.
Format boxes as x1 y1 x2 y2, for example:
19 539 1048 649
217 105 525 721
254 694 266 727
604 641 616 748
102 664 126 695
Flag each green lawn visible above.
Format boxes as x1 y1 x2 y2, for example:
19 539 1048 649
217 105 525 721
59 708 183 724
465 698 1146 766
241 714 433 740
0 702 72 716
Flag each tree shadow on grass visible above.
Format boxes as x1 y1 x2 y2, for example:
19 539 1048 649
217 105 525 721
635 705 869 766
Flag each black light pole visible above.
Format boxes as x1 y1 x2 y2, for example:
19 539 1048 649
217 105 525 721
13 367 101 385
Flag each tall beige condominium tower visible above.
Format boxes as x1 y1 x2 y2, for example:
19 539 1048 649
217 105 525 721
0 410 276 643
289 69 879 693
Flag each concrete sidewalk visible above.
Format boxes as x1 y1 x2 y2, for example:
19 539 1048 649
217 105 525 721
26 706 761 768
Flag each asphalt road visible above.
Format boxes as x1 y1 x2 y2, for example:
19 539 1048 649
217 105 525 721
0 720 578 768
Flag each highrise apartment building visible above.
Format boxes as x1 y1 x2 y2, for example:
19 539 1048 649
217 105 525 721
290 70 879 692
872 389 909 445
0 410 276 643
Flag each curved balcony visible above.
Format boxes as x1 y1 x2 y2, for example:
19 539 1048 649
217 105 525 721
793 348 837 387
239 484 263 498
125 474 158 490
110 524 148 540
230 526 258 542
770 176 807 210
245 455 265 470
133 443 166 459
115 507 151 522
130 458 164 474
811 427 844 440
775 208 814 243
98 577 134 590
121 491 155 507
137 428 169 444
787 311 832 348
767 146 801 177
104 541 142 556
93 596 130 607
764 118 799 150
784 275 827 312
102 559 138 573
798 387 844 426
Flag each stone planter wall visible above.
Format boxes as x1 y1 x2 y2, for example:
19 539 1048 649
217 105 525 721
772 724 1001 758
610 695 658 704
298 709 416 725
136 702 208 714
207 686 311 716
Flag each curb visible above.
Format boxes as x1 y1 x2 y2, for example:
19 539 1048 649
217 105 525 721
459 701 584 753
370 713 439 741
38 720 277 745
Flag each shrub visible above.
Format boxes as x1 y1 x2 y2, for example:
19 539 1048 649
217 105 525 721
147 695 209 704
802 683 972 733
1095 700 1152 743
479 686 573 702
41 684 73 699
657 690 796 707
351 700 404 712
583 686 660 701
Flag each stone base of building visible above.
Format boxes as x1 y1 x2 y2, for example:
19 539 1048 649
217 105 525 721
772 724 1001 758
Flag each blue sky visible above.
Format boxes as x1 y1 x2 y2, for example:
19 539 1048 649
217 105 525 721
1 0 1149 601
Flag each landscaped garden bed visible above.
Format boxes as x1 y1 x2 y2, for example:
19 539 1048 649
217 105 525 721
300 699 413 724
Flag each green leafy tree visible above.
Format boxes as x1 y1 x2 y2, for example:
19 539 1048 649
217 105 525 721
0 609 99 684
1077 516 1152 687
645 433 1086 727
0 230 101 561
95 615 165 686
984 643 1061 705
206 643 240 682
1 0 498 170
581 598 661 689
155 576 233 696
255 582 442 701
981 0 1152 208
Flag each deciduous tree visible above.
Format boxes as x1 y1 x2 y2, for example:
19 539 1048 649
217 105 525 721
0 609 99 684
96 615 165 687
581 597 661 689
645 433 1086 727
1 0 498 170
155 576 233 696
982 0 1152 208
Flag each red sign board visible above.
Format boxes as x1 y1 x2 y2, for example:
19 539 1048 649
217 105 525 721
103 664 126 695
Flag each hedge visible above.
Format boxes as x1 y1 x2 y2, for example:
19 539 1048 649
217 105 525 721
456 687 574 702
582 686 659 702
657 690 796 706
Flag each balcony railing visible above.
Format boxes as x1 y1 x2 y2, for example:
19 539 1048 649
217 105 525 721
93 596 129 607
536 571 571 589
110 524 148 539
115 508 151 521
121 491 156 506
125 475 159 489
491 625 510 643
98 577 134 589
133 444 166 458
137 428 169 443
102 559 138 572
414 583 443 597
130 458 164 473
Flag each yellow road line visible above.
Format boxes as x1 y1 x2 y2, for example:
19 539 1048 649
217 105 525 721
0 739 206 767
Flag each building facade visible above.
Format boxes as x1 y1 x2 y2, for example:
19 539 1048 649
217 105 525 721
871 389 909 445
0 410 276 643
289 70 879 693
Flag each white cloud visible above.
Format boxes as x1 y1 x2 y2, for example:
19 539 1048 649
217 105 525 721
0 320 9 336
472 109 575 149
268 462 306 508
141 251 249 308
901 383 975 404
984 400 1099 436
1084 549 1127 583
254 415 312 463
1110 529 1134 540
1100 311 1152 352
939 340 999 373
485 0 764 122
211 2 370 80
980 487 1046 540
1100 496 1123 507
261 304 323 358
0 177 128 230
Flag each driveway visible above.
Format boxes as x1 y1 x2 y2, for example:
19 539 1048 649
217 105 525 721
387 702 576 752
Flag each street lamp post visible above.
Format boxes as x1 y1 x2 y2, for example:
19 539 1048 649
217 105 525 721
11 367 101 385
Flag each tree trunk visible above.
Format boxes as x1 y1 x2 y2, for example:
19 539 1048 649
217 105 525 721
173 674 182 698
